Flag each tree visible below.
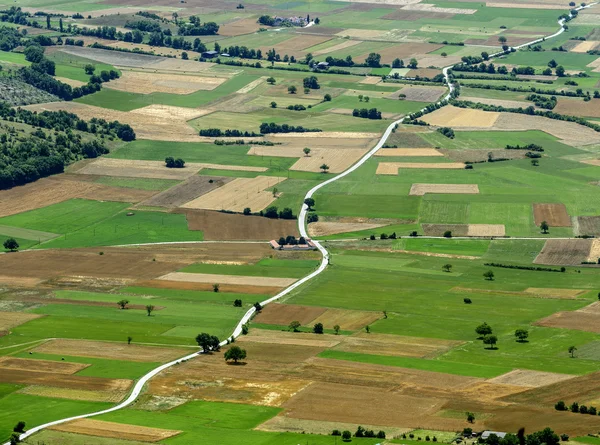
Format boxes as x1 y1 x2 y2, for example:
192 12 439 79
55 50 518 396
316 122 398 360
13 422 25 433
555 400 567 411
408 58 418 69
571 402 579 412
531 159 539 167
540 220 549 234
498 36 507 44
441 52 447 57
233 299 242 307
303 147 311 157
365 52 381 67
313 322 324 334
568 345 577 358
515 329 529 342
342 430 352 441
324 93 331 101
24 46 45 63
443 230 452 238
146 305 155 316
266 77 276 85
9 432 20 445
127 336 133 345
254 302 262 312
3 238 19 252
224 345 246 363
304 198 315 210
287 85 297 94
181 51 188 60
483 334 498 349
475 322 492 338
303 76 320 89
270 101 277 108
548 59 558 68
392 58 403 68
556 65 565 77
289 320 301 332
213 283 220 293
272 187 278 198
334 324 340 335
466 412 475 423
59 18 63 32
442 264 452 273
483 270 495 281
196 333 220 353
320 164 329 173
117 299 129 309
243 207 251 215
481 51 489 60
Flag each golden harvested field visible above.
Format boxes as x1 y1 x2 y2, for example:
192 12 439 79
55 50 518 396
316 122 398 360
577 301 600 314
218 17 262 36
248 146 307 157
524 288 586 299
333 332 462 358
141 176 232 209
312 39 362 56
0 357 88 374
308 221 389 236
377 162 465 174
180 176 285 212
397 85 447 102
488 370 575 388
588 239 600 262
24 102 203 142
310 308 382 330
461 96 533 109
493 113 600 145
183 209 299 241
19 385 127 402
290 148 367 173
360 76 382 85
533 203 572 227
51 419 181 442
56 76 86 87
534 239 593 265
0 311 42 331
554 98 600 118
409 183 479 195
236 77 266 94
253 303 328 326
582 159 600 167
105 72 226 94
272 35 333 54
422 105 500 128
158 272 297 288
572 40 600 53
77 158 202 180
34 339 192 362
130 104 213 120
467 224 506 237
237 328 341 348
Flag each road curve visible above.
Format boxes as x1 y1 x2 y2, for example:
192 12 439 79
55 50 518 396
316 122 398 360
6 5 596 443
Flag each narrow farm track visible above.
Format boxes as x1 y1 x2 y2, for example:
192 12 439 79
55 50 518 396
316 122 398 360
7 5 597 443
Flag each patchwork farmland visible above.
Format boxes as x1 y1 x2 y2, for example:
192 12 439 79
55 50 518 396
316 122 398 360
0 0 600 443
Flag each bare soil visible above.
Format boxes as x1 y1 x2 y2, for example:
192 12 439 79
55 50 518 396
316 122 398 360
291 148 368 173
423 105 500 128
0 357 89 374
396 85 447 102
488 369 575 388
440 148 526 163
0 311 42 331
105 72 226 94
253 303 328 326
136 279 283 296
19 385 127 403
535 311 600 333
141 176 232 209
236 328 341 348
157 272 297 288
555 98 600 118
574 216 600 236
311 308 382 330
0 368 132 392
534 239 592 265
375 148 443 157
409 183 479 196
422 224 469 236
51 419 181 442
533 203 572 227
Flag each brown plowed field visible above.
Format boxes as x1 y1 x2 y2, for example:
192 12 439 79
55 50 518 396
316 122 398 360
422 224 469 236
375 148 443 157
308 221 389 236
218 18 262 36
488 369 575 388
422 105 500 128
34 339 192 362
182 209 299 240
18 385 126 403
555 98 600 118
310 308 382 330
534 239 592 265
0 357 89 374
575 216 600 236
290 148 368 173
0 311 42 331
236 328 341 348
533 203 571 227
441 148 526 163
51 419 181 442
504 371 600 405
355 43 442 64
141 176 232 209
0 368 132 391
253 303 328 326
535 311 600 333
136 279 282 296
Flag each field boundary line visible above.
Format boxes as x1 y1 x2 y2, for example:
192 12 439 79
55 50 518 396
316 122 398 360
6 4 596 443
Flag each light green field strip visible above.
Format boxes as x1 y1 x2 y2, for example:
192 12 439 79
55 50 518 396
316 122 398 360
0 224 59 242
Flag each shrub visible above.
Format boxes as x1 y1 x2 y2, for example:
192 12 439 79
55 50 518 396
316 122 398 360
443 230 452 238
332 430 341 436
464 298 472 304
342 431 351 441
313 322 324 334
555 400 567 411
243 207 251 215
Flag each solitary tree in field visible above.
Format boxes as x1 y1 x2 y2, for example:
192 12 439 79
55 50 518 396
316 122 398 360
540 220 549 234
466 412 475 423
483 334 498 349
441 52 447 57
498 36 507 44
224 345 246 363
475 322 492 338
358 94 364 102
289 320 301 332
304 198 315 210
233 299 242 307
303 147 311 157
146 305 155 316
364 96 370 103
515 329 529 342
333 324 340 335
483 270 495 281
117 299 129 310
3 238 19 252
272 187 278 198
324 93 331 101
442 264 452 273
127 336 133 345
288 85 297 94
320 164 330 173
531 159 539 167
270 101 277 108
266 76 276 85
313 322 324 334
213 283 220 293
568 345 577 358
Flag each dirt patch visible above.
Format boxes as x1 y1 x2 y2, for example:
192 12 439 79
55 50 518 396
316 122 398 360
467 224 506 237
311 308 382 330
141 176 232 209
554 98 600 118
137 278 283 296
409 183 479 196
218 18 262 36
258 416 410 437
237 328 341 348
180 176 285 212
308 221 389 236
18 385 127 402
375 148 442 157
423 105 500 128
408 68 445 78
525 288 587 298
0 311 42 331
534 239 593 265
0 357 89 374
0 368 132 391
106 72 226 94
377 162 464 174
493 113 600 146
253 303 327 326
312 39 362 56
575 216 600 237
56 77 86 87
535 311 600 333
533 203 571 227
334 332 462 358
51 419 181 442
488 369 575 388
34 339 192 362
182 209 299 241
290 148 368 173
158 272 297 288
130 104 213 120
396 85 446 102
422 224 469 236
